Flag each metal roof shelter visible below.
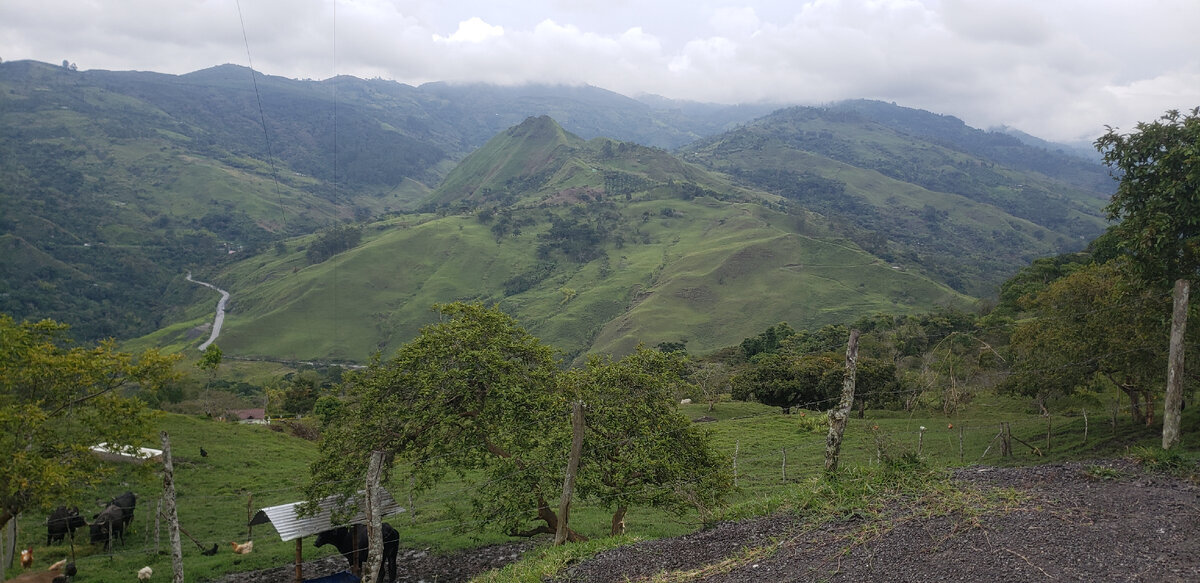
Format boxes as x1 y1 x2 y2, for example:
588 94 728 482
249 492 405 582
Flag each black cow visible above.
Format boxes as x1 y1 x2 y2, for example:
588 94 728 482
89 504 126 548
46 506 87 545
109 491 136 530
313 524 399 583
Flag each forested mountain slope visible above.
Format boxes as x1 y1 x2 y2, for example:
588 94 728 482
0 60 1112 353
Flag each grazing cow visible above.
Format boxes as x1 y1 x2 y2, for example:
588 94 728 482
314 524 399 583
109 490 137 530
47 505 87 545
90 503 126 548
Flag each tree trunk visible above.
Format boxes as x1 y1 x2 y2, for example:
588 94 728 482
1163 278 1189 449
554 402 585 546
1119 383 1145 424
824 329 860 474
610 506 628 536
363 451 385 583
160 432 185 583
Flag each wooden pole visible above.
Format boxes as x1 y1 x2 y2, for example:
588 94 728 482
363 451 386 583
294 539 303 583
824 329 860 474
1083 409 1088 443
781 447 787 482
246 494 254 540
160 432 185 583
555 402 586 546
1046 415 1052 451
1 514 15 580
155 499 162 555
1163 278 1189 449
733 440 740 487
958 425 964 463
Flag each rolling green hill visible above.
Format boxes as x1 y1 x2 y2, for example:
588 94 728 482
681 103 1112 295
140 117 968 363
1 60 1114 356
0 61 774 342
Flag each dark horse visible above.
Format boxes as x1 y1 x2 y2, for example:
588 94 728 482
313 524 399 583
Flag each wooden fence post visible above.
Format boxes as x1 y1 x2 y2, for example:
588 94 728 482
1 514 16 581
733 440 740 488
555 402 585 545
958 425 964 463
155 499 162 555
363 451 385 583
294 540 303 583
1046 415 1052 451
825 329 860 474
1082 409 1088 443
781 447 787 483
160 431 185 583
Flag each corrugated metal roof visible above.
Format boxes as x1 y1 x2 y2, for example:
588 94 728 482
249 492 405 541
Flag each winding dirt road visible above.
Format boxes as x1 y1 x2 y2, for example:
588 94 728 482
186 272 230 351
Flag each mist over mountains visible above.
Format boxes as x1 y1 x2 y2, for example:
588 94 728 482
0 60 1112 359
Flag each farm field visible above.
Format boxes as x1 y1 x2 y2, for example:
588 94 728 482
9 395 1192 583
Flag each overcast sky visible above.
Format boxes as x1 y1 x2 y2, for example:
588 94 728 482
2 0 1197 143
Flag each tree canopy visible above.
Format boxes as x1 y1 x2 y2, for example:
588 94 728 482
1005 262 1176 423
1097 107 1200 286
0 314 180 530
307 302 731 541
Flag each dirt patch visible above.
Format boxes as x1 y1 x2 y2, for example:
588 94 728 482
214 459 1200 582
208 542 533 583
554 459 1200 583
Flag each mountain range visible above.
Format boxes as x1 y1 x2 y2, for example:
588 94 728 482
0 59 1114 360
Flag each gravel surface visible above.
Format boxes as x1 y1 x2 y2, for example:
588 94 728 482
213 459 1200 582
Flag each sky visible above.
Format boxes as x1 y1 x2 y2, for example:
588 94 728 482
2 0 1198 144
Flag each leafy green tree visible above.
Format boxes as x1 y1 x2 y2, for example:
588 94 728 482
739 322 796 360
196 343 222 414
306 303 577 539
733 352 840 413
1007 262 1173 423
570 348 733 534
1096 108 1200 448
307 305 733 541
0 314 180 531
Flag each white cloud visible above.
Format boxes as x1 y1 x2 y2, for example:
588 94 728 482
435 17 504 44
1 0 1197 142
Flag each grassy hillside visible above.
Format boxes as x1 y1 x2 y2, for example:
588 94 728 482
139 117 968 362
1 61 776 344
682 104 1112 295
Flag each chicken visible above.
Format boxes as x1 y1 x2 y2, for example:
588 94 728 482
230 540 254 554
20 545 33 569
201 543 219 556
7 560 74 583
137 566 153 581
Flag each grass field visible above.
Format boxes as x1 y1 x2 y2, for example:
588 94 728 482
9 395 1195 583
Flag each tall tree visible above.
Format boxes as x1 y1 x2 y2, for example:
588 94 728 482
1006 262 1172 423
570 348 734 534
0 314 180 531
306 302 578 539
1096 108 1200 448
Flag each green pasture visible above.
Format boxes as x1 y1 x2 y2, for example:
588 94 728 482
10 394 1195 583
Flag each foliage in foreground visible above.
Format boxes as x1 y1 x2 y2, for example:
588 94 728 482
0 314 180 531
307 302 734 542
